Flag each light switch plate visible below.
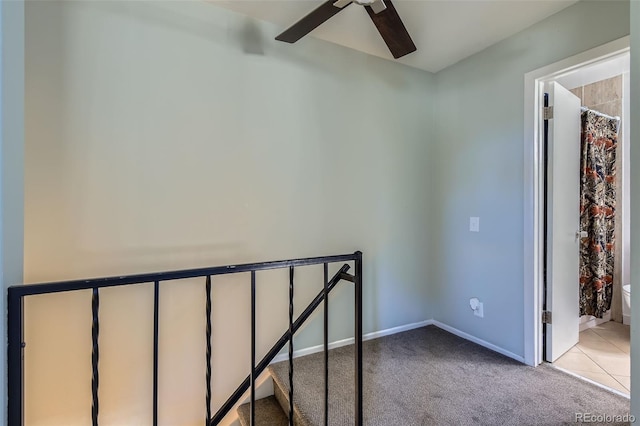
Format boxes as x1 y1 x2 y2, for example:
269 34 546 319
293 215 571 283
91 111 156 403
470 217 480 232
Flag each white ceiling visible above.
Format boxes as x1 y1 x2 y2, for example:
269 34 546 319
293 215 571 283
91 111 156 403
210 0 578 73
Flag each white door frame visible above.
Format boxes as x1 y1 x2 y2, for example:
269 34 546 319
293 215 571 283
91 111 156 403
523 36 630 367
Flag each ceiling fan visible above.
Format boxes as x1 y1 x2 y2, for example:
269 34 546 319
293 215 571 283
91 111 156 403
275 0 416 59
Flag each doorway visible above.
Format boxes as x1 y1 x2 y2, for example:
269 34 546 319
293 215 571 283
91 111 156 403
523 37 631 394
547 71 630 395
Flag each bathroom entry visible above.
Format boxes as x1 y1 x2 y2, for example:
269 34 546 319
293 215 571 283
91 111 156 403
543 75 630 362
523 37 630 370
542 58 631 394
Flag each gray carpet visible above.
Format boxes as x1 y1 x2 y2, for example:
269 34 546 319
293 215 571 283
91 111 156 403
267 325 631 425
238 396 288 426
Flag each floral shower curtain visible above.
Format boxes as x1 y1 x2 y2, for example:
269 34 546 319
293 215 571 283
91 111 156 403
579 109 620 318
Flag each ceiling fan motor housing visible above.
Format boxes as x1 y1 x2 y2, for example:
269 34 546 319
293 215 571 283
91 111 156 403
335 0 387 14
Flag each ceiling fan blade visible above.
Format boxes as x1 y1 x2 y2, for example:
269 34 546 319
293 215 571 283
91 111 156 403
365 0 416 59
276 0 351 43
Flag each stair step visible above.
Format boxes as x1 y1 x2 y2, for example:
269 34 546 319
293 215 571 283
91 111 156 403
237 395 289 426
269 366 311 426
268 349 354 425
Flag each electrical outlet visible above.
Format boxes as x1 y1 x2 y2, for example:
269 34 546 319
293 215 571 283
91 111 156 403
474 302 484 318
470 217 480 232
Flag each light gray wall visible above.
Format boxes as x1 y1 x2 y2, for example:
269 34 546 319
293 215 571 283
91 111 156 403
630 0 639 417
430 0 630 356
21 0 636 423
1 1 25 423
24 1 434 424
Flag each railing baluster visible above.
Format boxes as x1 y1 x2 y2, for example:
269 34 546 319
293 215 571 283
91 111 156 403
288 266 294 426
92 288 100 426
323 263 329 426
210 264 351 425
354 252 363 426
250 271 256 426
153 281 160 426
205 276 212 425
7 290 24 426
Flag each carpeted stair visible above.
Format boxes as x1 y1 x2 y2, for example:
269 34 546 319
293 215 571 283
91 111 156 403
237 395 288 426
236 367 307 426
238 325 631 426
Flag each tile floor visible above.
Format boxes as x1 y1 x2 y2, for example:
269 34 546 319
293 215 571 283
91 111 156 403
553 321 630 394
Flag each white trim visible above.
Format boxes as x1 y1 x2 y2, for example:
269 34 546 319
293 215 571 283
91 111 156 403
523 36 631 367
550 365 630 399
229 320 623 425
431 320 525 363
360 319 433 340
272 319 525 365
271 319 433 363
622 70 631 289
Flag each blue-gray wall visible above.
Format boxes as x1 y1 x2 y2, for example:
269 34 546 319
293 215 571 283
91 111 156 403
430 0 630 357
24 2 434 423
1 1 25 424
20 0 635 423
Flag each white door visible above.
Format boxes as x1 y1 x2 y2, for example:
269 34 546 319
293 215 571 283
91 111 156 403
545 81 582 362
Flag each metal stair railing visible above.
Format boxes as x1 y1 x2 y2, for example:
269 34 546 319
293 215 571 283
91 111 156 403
7 251 363 426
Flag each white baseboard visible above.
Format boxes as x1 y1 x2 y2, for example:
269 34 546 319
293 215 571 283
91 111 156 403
364 319 434 340
231 319 525 424
271 319 432 364
430 320 526 363
271 318 525 365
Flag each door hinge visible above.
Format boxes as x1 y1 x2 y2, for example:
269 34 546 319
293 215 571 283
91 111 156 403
543 106 554 120
542 311 552 324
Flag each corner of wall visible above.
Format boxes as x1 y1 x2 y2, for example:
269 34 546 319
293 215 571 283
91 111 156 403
1 0 26 423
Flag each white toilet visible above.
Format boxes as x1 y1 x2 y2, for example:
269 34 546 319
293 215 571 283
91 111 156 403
623 284 631 325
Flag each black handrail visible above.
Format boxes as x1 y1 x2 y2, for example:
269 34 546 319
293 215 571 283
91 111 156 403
209 263 351 425
7 251 363 426
8 253 358 297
